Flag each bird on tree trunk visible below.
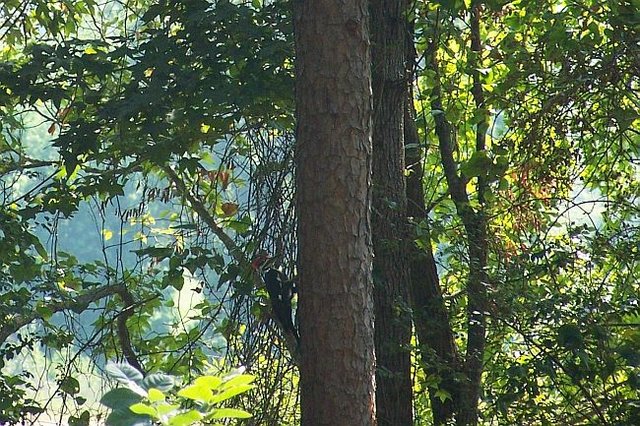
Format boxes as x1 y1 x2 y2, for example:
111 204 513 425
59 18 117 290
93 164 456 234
251 252 299 343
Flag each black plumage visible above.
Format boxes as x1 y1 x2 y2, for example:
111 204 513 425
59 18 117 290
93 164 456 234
263 268 298 341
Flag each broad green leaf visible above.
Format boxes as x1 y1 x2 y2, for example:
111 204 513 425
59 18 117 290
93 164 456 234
33 240 48 260
177 384 213 403
142 374 175 392
167 410 203 426
210 384 254 403
613 108 640 132
68 410 90 426
100 388 142 410
35 304 54 321
210 408 252 419
227 215 252 234
146 388 164 403
557 324 584 349
129 403 157 417
155 403 180 416
60 376 80 395
133 247 174 260
193 375 223 390
105 362 144 386
460 151 492 178
619 345 640 367
220 374 255 390
435 389 452 403
105 409 152 426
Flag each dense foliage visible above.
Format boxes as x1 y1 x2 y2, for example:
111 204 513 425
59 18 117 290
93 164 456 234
100 362 254 425
0 0 638 424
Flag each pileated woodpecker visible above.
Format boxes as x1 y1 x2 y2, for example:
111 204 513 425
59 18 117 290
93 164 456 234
252 253 299 342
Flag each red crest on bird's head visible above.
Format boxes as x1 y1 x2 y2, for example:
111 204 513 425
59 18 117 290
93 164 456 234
251 250 270 270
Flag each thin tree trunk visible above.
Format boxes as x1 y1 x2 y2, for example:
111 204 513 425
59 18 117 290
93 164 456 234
370 0 413 424
294 1 377 425
403 18 463 423
430 78 488 425
456 4 489 424
428 16 489 421
404 87 460 424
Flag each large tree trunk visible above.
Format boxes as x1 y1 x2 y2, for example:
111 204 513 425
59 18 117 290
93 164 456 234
370 0 413 424
293 2 377 425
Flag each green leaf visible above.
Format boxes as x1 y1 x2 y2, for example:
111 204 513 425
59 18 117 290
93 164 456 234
459 151 492 178
613 108 639 132
60 376 80 395
220 374 255 389
68 410 90 426
210 384 255 404
155 403 180 416
177 384 214 403
167 410 203 426
142 374 175 392
193 375 223 390
106 362 144 386
557 324 584 349
435 389 452 403
33 239 49 260
35 304 54 321
619 345 640 367
105 409 152 426
210 407 252 419
147 388 164 403
129 403 157 417
170 274 185 290
227 215 252 235
100 388 142 410
133 247 174 260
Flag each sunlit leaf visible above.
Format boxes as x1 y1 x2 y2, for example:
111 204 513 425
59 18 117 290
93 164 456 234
129 403 157 417
177 384 213 403
209 407 252 419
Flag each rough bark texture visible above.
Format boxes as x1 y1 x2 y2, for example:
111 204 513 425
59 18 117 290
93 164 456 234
370 1 413 425
405 89 460 424
293 1 376 425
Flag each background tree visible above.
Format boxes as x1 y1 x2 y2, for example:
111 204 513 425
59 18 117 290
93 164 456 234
404 23 459 424
407 1 639 423
370 0 413 424
1 0 302 423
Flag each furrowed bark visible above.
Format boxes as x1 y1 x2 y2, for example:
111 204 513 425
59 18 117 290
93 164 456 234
370 0 414 424
294 1 376 424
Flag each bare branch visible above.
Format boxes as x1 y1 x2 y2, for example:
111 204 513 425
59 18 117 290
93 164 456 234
0 284 126 345
161 164 300 363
